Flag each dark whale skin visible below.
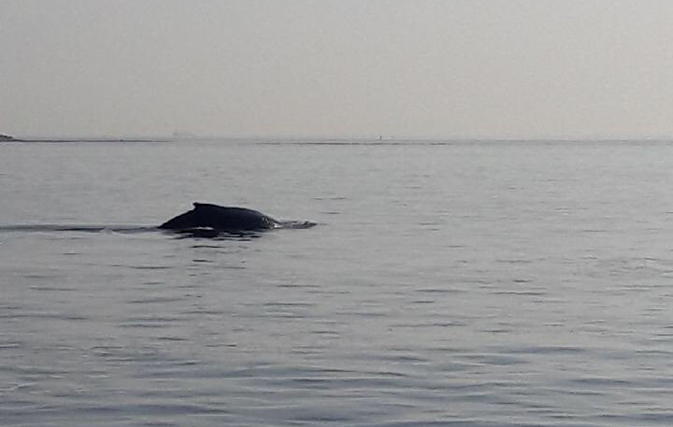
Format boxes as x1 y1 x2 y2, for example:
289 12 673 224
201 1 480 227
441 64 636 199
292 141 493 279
159 203 280 231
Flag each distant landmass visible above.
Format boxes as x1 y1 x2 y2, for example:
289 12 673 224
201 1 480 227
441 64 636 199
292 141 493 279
0 133 166 143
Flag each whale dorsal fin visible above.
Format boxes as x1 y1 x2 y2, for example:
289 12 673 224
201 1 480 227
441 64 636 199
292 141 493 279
193 202 226 210
192 202 212 211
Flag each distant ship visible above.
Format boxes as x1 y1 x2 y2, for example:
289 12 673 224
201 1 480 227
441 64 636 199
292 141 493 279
0 133 18 142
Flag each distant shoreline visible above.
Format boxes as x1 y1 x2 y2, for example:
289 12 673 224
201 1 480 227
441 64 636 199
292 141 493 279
2 138 168 143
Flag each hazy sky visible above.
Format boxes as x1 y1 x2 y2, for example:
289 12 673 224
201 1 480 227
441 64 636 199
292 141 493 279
2 0 673 138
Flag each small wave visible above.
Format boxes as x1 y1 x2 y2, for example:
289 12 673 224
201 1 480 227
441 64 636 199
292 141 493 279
0 224 156 233
279 220 317 229
0 312 88 321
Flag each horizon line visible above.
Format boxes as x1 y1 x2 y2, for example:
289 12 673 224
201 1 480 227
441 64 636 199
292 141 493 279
6 133 673 143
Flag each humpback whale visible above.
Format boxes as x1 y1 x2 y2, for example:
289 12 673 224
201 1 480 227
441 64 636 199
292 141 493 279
159 202 313 232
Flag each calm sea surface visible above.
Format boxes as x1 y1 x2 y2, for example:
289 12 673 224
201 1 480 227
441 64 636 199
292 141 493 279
2 139 673 426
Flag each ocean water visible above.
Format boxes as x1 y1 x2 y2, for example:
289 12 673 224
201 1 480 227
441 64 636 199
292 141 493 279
1 139 673 426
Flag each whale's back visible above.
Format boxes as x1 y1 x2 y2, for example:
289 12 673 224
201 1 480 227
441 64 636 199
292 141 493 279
159 203 280 231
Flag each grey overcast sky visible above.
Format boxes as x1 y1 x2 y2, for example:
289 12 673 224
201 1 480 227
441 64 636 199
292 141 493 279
1 0 673 139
